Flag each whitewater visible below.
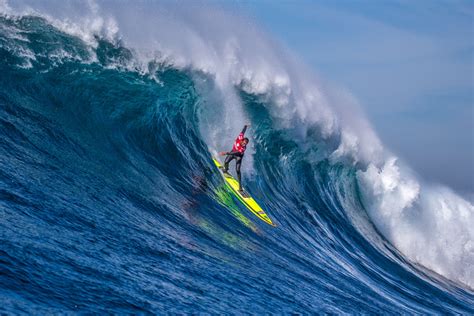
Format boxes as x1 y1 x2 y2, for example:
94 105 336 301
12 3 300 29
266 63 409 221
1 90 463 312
0 1 473 313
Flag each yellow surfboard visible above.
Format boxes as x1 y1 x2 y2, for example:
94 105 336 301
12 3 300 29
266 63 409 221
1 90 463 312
213 157 276 227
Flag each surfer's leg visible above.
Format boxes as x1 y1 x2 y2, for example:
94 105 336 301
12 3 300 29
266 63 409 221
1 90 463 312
236 156 242 191
223 154 234 173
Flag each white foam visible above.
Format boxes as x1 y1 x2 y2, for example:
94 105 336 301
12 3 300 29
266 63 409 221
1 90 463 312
1 1 118 48
358 158 474 288
0 0 11 13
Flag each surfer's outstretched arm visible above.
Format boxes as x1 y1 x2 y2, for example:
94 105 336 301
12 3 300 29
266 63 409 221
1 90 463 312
238 124 250 139
219 151 231 156
219 150 240 156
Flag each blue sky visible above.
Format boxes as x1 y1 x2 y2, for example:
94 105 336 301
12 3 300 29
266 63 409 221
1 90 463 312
226 0 473 197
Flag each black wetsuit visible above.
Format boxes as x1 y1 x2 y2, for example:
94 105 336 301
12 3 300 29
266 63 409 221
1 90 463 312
224 152 243 188
223 125 247 191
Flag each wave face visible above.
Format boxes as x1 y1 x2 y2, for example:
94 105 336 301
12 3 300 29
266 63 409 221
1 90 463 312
1 5 473 314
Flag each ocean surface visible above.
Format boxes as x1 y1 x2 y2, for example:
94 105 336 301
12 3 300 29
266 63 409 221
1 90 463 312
1 3 473 314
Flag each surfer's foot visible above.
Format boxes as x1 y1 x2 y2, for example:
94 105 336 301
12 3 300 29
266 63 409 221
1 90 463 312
239 189 248 197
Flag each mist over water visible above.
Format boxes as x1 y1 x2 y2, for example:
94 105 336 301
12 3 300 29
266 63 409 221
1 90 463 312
1 1 473 313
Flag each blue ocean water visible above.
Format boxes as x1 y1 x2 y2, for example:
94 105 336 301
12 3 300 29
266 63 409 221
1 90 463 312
0 14 473 314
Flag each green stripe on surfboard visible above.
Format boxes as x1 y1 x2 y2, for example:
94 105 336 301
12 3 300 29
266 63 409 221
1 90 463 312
213 157 276 227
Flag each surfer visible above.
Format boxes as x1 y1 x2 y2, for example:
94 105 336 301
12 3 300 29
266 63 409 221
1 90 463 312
219 124 250 192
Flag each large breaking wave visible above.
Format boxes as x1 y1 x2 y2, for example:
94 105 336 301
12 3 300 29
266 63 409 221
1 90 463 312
0 1 473 313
